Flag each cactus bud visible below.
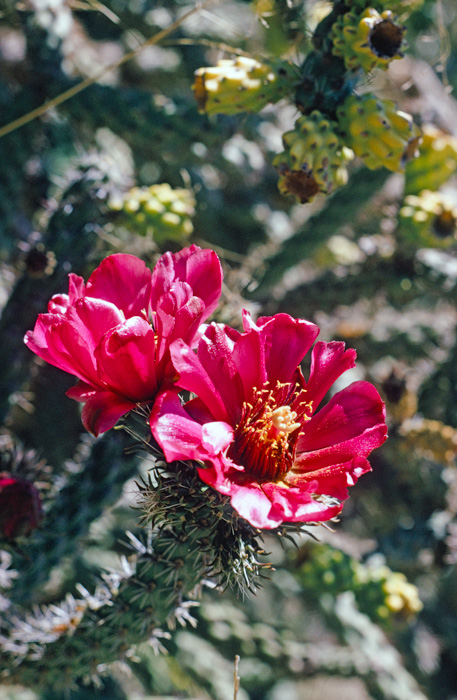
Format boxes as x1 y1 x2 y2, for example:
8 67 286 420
273 110 354 203
337 93 421 171
331 8 407 73
193 56 298 116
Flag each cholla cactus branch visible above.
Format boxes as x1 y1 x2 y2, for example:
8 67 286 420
10 432 140 606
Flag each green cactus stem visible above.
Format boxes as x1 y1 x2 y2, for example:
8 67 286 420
1 455 283 689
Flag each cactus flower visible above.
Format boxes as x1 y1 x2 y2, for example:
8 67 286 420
25 246 222 436
0 474 42 539
150 312 387 529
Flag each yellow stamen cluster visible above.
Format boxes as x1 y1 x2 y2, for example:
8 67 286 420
231 382 311 483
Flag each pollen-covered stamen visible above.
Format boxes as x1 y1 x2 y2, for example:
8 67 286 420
230 382 311 483
271 406 301 435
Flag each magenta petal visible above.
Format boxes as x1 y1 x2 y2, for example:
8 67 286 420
231 323 267 396
151 245 222 321
80 391 136 436
67 273 86 303
95 317 158 401
48 294 71 314
198 324 246 422
150 391 207 462
155 288 205 364
287 456 372 500
85 254 152 319
201 422 234 456
305 341 357 410
259 314 320 385
66 381 97 402
170 339 228 421
296 381 387 466
229 482 284 529
284 497 342 523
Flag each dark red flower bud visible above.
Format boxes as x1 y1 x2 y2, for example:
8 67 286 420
0 473 42 539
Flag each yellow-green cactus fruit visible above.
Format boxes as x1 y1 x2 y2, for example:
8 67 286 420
382 572 423 617
359 565 423 621
400 418 457 465
405 124 457 196
273 111 354 203
336 93 421 171
343 0 424 19
108 184 195 242
398 190 457 248
193 56 298 116
331 7 406 73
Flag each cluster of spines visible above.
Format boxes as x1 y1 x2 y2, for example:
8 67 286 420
336 93 421 172
0 458 272 688
108 183 195 243
192 55 298 116
330 7 406 73
273 111 354 203
297 543 422 624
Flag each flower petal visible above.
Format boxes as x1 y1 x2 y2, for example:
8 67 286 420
81 391 136 436
258 313 320 385
85 254 152 319
286 456 372 501
151 245 222 321
305 341 357 410
95 316 158 401
151 390 213 462
170 338 229 422
295 381 387 468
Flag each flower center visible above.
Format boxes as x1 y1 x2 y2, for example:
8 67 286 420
230 381 311 483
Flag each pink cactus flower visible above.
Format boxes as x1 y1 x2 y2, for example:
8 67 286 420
25 246 222 436
150 311 387 529
0 474 42 539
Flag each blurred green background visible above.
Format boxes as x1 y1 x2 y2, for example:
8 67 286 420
1 1 457 698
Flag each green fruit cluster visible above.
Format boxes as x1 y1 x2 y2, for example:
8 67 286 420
108 183 195 242
405 125 457 196
273 110 354 203
298 544 423 623
399 190 457 247
193 55 298 116
337 93 421 171
343 0 424 19
331 7 406 73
